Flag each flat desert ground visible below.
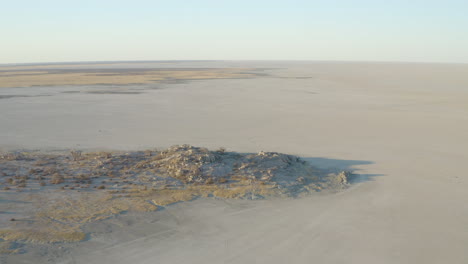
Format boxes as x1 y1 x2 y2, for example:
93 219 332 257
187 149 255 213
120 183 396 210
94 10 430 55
1 61 468 263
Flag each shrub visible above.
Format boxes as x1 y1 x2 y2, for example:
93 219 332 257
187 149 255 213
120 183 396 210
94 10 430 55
217 147 226 154
218 178 228 183
70 150 82 161
205 178 214 184
50 174 64 184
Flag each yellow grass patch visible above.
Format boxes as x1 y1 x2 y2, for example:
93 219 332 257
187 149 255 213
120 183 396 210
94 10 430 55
0 71 49 76
0 68 256 88
35 193 157 226
123 183 279 205
0 193 158 245
0 241 21 254
0 229 86 244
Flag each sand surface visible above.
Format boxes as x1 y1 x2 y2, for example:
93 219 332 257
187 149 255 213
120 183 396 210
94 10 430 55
1 61 468 263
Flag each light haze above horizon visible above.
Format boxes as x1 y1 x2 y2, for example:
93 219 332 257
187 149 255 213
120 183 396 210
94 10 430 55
1 0 468 64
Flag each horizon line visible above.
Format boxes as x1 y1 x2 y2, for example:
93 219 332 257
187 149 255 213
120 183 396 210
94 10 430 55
1 59 467 67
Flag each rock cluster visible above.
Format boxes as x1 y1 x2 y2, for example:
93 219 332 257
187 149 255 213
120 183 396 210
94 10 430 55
131 145 352 193
0 145 353 196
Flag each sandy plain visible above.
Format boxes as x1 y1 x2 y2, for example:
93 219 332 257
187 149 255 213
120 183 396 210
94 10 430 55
0 61 468 263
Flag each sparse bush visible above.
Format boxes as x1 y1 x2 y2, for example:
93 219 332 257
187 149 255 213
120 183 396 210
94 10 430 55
75 174 90 183
50 174 64 184
1 152 23 161
101 152 112 159
43 167 57 175
34 159 49 166
19 176 28 182
70 150 82 161
217 147 226 154
205 178 214 184
218 178 228 183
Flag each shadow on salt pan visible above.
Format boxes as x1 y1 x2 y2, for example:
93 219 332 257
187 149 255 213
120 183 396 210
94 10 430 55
303 157 383 184
0 94 52 100
86 90 144 94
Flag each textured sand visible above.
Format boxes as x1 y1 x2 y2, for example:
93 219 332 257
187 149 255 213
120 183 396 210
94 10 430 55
1 61 468 264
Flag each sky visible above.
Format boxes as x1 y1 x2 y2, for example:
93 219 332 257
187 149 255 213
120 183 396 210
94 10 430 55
1 0 468 64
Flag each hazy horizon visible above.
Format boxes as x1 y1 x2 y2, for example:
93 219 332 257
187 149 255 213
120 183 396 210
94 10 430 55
2 0 468 64
2 59 468 67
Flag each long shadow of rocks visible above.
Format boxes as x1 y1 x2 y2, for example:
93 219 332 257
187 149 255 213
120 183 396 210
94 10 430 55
302 157 383 184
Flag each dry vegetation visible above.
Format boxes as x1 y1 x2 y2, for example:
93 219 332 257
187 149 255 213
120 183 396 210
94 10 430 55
0 241 21 255
0 145 352 253
0 67 257 88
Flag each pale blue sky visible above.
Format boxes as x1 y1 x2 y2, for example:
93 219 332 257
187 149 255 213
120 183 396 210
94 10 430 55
1 0 467 63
